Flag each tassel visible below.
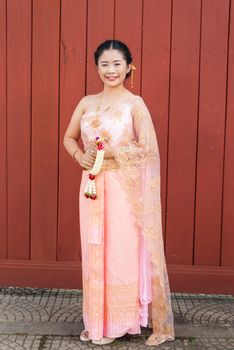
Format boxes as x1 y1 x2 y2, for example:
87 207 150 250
130 64 136 89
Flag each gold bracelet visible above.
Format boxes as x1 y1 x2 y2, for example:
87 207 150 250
72 150 79 162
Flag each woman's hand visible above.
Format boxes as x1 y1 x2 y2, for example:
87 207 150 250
76 141 97 170
75 140 116 170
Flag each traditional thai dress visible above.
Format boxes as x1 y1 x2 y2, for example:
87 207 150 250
79 94 175 346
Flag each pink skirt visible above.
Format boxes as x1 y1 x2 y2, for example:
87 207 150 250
79 169 152 340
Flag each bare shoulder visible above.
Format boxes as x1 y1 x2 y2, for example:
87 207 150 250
83 93 100 101
120 90 144 105
80 94 95 106
130 94 150 121
128 94 146 110
132 94 144 103
122 90 143 103
82 93 101 112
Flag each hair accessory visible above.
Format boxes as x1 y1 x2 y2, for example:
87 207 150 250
130 64 136 89
84 136 105 200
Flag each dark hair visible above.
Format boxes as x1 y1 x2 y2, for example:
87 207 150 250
94 39 132 79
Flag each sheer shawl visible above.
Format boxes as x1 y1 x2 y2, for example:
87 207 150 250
114 96 175 346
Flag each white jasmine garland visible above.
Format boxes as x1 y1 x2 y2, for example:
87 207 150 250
90 148 105 175
84 136 105 200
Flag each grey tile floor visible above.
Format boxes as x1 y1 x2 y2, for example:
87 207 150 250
0 287 233 349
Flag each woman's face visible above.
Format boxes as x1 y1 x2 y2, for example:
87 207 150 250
97 49 131 88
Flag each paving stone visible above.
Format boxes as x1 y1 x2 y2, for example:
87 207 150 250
0 335 42 350
0 288 233 349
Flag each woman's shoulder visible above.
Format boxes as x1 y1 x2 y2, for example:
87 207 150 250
120 91 145 106
129 94 150 118
127 94 146 110
81 93 101 113
82 93 100 104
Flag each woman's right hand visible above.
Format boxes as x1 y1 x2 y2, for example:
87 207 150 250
76 141 97 170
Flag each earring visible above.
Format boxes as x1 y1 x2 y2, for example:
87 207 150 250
130 64 136 89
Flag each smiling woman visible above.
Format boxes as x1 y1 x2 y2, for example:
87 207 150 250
63 39 175 347
96 50 131 89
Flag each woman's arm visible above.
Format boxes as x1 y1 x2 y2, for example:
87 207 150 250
63 96 96 169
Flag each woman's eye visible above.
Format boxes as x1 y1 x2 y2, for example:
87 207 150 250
101 63 120 67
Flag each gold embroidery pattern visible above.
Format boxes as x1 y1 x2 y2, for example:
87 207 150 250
111 110 122 118
100 159 120 172
114 96 175 346
105 282 139 312
99 129 112 142
90 118 101 128
83 241 104 339
83 278 140 329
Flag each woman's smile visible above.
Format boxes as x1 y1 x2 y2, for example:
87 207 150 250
106 76 118 81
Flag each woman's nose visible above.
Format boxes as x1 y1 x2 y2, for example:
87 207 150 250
106 66 115 73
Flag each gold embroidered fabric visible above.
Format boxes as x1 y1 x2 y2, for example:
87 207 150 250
84 237 104 338
83 277 140 329
101 158 120 172
114 96 175 346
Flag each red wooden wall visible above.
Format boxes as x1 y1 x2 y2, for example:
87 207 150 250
0 0 234 294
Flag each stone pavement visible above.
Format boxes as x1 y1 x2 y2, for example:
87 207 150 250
0 287 233 349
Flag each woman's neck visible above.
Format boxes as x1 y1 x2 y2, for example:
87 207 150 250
102 84 126 97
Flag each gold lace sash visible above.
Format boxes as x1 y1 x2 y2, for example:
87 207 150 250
100 158 120 172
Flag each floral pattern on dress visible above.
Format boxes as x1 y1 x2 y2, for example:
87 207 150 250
80 102 135 150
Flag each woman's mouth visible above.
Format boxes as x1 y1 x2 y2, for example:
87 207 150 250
106 76 118 81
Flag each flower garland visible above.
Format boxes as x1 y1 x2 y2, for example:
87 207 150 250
84 136 105 200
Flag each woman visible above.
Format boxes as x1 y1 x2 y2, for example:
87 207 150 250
63 40 175 346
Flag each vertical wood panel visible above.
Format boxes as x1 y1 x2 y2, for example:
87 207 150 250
222 1 234 266
194 0 229 265
86 0 115 94
142 0 171 244
115 0 142 94
7 0 31 259
58 0 87 261
31 0 60 260
166 0 201 264
0 0 7 258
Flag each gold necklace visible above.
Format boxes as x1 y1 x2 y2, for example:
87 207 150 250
96 89 126 113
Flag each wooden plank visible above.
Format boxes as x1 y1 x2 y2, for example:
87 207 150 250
166 0 201 264
142 0 171 244
222 1 234 267
169 264 234 294
194 0 229 265
0 259 82 289
7 0 31 259
0 260 233 294
115 0 142 93
0 0 7 259
58 0 87 261
86 0 115 94
31 0 60 260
